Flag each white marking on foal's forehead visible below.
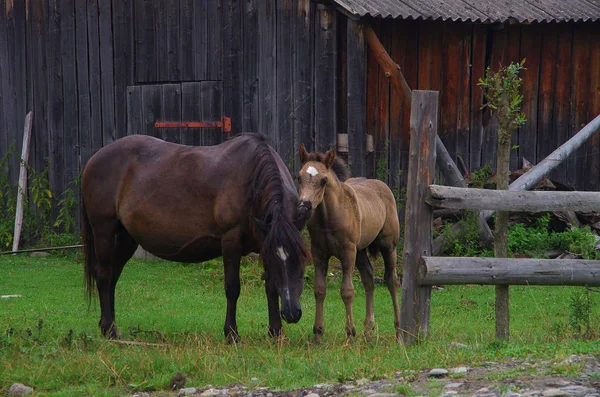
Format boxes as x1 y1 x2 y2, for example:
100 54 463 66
277 246 289 261
306 166 319 176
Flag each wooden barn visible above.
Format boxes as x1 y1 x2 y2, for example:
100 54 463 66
0 0 599 229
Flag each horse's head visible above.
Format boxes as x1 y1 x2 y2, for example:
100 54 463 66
296 144 337 223
255 214 307 324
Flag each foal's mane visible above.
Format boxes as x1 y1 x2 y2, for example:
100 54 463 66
244 133 308 270
304 151 350 182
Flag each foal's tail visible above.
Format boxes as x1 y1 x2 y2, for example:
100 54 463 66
367 243 380 260
81 198 96 304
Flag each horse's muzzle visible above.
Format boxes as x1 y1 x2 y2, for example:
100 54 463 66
281 303 302 324
296 201 313 224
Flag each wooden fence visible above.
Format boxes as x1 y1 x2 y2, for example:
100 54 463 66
399 100 600 344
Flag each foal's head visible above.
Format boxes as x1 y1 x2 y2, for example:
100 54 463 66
296 144 346 223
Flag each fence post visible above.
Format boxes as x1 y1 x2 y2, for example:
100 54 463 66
400 90 438 344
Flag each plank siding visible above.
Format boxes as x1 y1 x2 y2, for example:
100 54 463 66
2 0 600 238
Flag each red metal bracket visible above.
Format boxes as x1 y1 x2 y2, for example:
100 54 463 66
155 117 231 133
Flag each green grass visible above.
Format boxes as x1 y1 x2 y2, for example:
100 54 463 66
2 252 600 396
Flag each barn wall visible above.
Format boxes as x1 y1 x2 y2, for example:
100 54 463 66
359 18 600 194
0 0 336 228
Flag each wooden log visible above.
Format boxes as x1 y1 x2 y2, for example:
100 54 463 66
426 185 600 213
364 25 411 105
434 136 493 253
12 111 33 253
400 90 438 345
419 256 600 286
482 114 600 220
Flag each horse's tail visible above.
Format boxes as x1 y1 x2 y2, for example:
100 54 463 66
81 197 96 304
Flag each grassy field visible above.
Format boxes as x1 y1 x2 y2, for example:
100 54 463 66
2 251 600 396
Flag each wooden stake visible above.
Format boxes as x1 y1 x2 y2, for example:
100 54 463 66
12 111 33 253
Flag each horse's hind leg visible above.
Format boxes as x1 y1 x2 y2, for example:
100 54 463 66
312 249 330 343
355 249 375 337
93 220 137 338
380 245 401 340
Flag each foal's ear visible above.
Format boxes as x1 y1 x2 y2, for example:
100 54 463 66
323 148 336 169
299 144 308 164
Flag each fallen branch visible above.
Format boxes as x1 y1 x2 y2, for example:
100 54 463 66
0 245 84 256
106 340 168 347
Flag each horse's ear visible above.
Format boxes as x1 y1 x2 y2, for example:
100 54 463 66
299 144 308 164
323 148 336 169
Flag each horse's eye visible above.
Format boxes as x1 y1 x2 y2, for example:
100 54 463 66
320 177 328 187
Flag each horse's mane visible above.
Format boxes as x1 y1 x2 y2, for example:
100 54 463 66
245 134 308 271
304 151 350 182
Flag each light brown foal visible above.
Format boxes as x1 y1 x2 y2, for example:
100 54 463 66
296 144 401 342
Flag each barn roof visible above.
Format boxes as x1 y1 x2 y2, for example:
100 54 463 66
328 0 600 23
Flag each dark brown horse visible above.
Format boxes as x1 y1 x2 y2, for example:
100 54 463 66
296 145 401 342
81 133 308 341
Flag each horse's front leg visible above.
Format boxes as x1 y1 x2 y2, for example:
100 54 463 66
312 247 330 343
265 278 283 338
222 234 242 343
355 249 375 338
339 243 358 339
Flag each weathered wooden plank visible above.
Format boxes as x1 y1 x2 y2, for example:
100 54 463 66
206 0 222 80
201 81 223 146
47 0 65 209
112 0 134 140
141 84 161 138
293 0 313 168
0 1 7 164
154 1 167 81
551 25 573 184
99 0 114 145
258 0 276 146
346 18 365 177
469 24 487 171
192 0 207 81
277 0 295 169
365 20 379 178
589 24 600 191
389 21 405 190
126 86 141 136
29 0 49 173
455 23 471 172
375 21 391 184
166 0 179 81
518 25 541 166
161 84 181 143
439 22 461 162
570 24 592 190
506 24 521 173
242 0 259 133
417 20 442 91
134 0 157 82
181 82 202 146
536 24 558 179
420 256 600 286
426 184 600 213
1 0 18 182
223 0 243 136
313 3 336 152
400 90 438 345
61 0 79 223
178 0 194 81
87 0 103 156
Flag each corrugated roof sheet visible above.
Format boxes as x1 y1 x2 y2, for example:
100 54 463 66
330 0 600 23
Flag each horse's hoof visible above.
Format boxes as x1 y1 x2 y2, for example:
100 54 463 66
268 326 283 339
346 327 356 339
102 325 121 339
225 331 241 344
312 335 323 345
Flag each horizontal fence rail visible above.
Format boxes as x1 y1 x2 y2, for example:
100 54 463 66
426 184 600 213
419 256 600 286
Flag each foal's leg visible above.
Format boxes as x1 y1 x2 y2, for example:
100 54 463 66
312 248 330 343
222 231 243 343
91 219 120 338
340 244 358 339
355 249 375 337
381 245 401 340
